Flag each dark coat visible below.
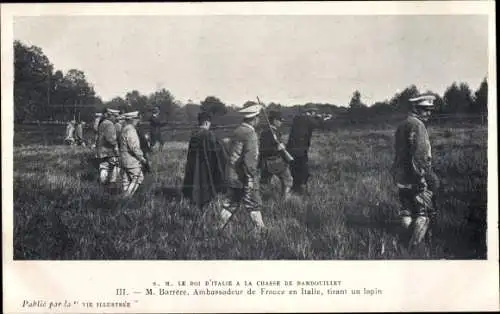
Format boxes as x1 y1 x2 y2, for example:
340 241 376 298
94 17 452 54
182 128 228 208
286 114 322 158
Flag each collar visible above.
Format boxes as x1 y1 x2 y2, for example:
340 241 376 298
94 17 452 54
241 122 255 132
408 112 425 122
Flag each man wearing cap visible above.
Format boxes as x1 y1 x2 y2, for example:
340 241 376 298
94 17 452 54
391 94 440 248
96 108 120 185
182 111 228 209
258 110 293 200
219 104 266 232
286 107 325 195
119 111 148 197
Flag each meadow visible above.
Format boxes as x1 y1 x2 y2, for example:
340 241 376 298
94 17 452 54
12 122 487 260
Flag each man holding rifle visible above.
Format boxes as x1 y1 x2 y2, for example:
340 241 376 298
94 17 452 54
258 110 294 200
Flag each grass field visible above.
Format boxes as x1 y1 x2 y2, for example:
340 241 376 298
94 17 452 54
13 123 487 260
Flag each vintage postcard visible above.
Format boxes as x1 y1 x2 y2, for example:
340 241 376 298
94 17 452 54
2 1 498 313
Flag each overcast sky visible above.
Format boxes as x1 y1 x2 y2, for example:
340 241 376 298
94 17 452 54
14 15 488 106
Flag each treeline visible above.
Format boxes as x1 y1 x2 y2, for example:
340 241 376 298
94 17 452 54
14 40 488 125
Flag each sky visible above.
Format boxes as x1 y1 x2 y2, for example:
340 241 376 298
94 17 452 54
13 15 489 107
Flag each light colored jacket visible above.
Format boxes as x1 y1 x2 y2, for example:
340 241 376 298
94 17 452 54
227 122 259 187
392 113 432 186
97 119 118 158
120 123 145 169
65 123 75 140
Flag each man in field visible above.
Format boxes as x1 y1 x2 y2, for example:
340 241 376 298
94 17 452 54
74 120 86 147
91 112 104 149
119 111 149 197
258 110 293 200
182 111 228 209
64 120 76 145
149 106 167 151
219 104 266 233
96 108 120 185
286 107 326 195
391 94 440 248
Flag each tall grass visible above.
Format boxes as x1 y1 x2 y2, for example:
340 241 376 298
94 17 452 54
13 125 487 260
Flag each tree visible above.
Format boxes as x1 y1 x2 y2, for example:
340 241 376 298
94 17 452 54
14 40 54 122
200 96 227 116
148 88 178 120
348 90 368 120
242 100 257 108
473 77 488 113
125 90 148 113
389 85 420 113
443 82 473 113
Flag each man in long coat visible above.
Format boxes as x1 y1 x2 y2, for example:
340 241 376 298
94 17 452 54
182 111 227 209
286 107 324 195
149 106 167 151
391 94 440 248
219 104 266 232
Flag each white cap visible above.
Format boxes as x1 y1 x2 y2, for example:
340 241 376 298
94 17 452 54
95 112 103 117
238 104 263 118
106 108 121 115
122 111 140 120
409 95 436 108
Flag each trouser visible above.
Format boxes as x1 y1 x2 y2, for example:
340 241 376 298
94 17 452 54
398 186 435 246
98 156 120 184
289 154 309 191
260 166 293 198
220 179 265 230
121 167 144 197
151 132 164 150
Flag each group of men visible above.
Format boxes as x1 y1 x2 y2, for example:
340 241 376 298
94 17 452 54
90 92 440 247
181 104 334 233
182 94 441 246
94 108 151 198
64 120 86 146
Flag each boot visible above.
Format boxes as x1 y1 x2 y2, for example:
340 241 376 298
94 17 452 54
409 216 430 247
219 209 233 229
282 187 292 200
250 211 266 232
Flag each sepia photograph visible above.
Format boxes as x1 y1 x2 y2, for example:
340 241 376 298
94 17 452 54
10 12 491 261
2 2 498 313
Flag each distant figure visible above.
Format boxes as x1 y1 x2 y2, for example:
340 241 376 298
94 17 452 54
286 107 325 195
258 110 293 200
96 108 120 185
149 106 167 151
91 112 104 149
182 111 227 209
219 104 266 233
119 111 148 197
74 121 86 146
391 94 440 248
64 120 76 145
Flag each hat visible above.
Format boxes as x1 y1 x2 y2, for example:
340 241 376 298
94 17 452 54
95 112 103 117
268 110 283 122
409 95 436 109
106 108 120 115
239 104 263 119
122 111 140 120
152 106 160 113
198 111 212 124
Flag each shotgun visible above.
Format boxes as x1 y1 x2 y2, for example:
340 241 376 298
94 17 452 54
256 97 294 163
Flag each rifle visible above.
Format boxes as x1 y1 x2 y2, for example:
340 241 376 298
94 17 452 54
256 97 294 163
